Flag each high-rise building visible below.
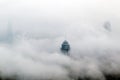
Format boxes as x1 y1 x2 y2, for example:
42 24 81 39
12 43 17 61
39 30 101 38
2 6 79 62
61 40 70 55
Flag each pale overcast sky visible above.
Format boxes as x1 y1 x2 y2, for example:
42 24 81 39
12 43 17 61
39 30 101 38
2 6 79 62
0 0 120 38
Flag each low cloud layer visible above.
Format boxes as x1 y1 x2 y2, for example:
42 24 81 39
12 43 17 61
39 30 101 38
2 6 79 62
0 22 119 80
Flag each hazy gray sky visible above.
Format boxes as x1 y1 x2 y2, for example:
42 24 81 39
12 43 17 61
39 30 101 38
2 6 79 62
0 0 120 33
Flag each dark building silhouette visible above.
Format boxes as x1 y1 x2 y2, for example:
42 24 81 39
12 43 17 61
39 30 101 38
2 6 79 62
61 40 70 55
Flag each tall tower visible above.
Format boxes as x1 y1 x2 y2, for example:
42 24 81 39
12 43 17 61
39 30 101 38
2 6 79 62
61 40 70 55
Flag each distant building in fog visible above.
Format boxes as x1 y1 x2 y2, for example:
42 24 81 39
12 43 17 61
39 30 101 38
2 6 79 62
104 22 111 32
0 21 14 43
61 40 70 55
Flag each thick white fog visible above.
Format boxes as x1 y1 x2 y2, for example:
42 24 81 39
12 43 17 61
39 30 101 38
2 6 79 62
0 0 120 80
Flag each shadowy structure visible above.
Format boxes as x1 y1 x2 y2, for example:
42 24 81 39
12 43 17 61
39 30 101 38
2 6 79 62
61 40 70 55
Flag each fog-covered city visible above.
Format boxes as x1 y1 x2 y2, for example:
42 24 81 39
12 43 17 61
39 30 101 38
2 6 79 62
0 0 120 80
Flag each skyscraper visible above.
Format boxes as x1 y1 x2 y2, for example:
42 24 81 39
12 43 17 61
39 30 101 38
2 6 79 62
61 40 70 55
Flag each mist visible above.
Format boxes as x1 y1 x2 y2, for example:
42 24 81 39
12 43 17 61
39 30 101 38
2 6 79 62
0 0 120 80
